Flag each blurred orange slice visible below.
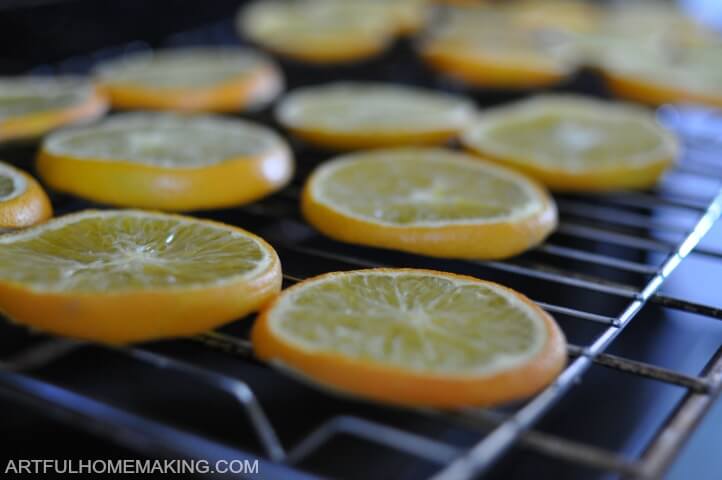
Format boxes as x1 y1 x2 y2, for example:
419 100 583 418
93 47 284 112
0 77 107 143
462 95 678 191
419 5 576 88
276 82 476 150
238 0 397 63
0 161 52 230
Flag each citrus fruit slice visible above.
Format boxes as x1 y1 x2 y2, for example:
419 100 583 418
238 0 397 63
462 95 679 191
566 3 722 107
253 268 567 408
506 0 602 34
324 0 431 35
93 47 284 112
37 113 294 211
382 0 431 35
0 210 282 343
0 77 107 143
301 148 556 259
276 82 477 150
0 161 52 230
598 42 722 109
597 2 714 47
419 5 575 89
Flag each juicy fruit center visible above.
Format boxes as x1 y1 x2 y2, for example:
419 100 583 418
0 214 267 292
316 152 534 224
46 116 280 167
271 272 545 375
484 114 663 168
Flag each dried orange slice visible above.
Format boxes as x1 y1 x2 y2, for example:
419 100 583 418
598 42 722 109
93 47 284 112
253 268 567 408
0 77 107 143
328 0 431 35
419 5 575 89
506 0 602 34
568 3 722 107
0 161 52 230
37 113 294 211
0 210 282 343
383 0 431 35
301 147 556 259
238 0 397 63
462 95 679 191
276 82 476 150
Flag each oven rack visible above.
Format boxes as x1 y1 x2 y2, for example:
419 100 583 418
2 17 722 480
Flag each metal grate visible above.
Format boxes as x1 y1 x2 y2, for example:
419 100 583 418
2 17 722 480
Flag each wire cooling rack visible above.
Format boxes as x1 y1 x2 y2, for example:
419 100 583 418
1 18 722 480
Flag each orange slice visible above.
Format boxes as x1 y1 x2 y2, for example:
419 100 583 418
419 5 575 89
301 147 556 259
253 268 567 408
598 42 722 109
506 0 602 34
0 210 282 343
93 47 284 112
462 95 679 191
276 82 477 150
237 0 397 63
326 0 431 35
0 161 52 230
0 77 107 143
37 113 294 211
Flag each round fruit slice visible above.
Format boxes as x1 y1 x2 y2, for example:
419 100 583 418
93 47 284 112
598 42 722 109
381 0 431 35
237 0 397 63
462 95 679 191
0 210 282 343
506 0 602 34
276 83 477 150
324 0 431 35
419 6 575 89
37 113 294 211
253 268 567 408
0 77 107 143
301 148 556 259
0 161 52 230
